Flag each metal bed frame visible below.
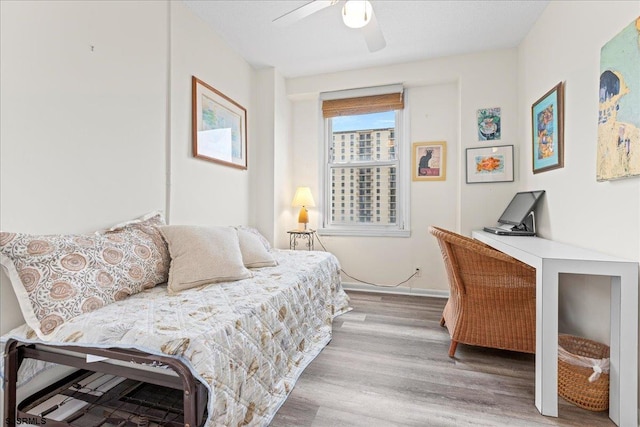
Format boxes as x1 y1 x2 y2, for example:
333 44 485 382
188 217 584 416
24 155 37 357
3 339 208 427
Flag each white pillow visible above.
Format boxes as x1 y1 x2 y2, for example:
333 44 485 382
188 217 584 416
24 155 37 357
237 228 277 268
159 225 252 293
236 226 271 251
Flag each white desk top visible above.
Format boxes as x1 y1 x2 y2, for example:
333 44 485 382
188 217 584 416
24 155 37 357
472 230 636 264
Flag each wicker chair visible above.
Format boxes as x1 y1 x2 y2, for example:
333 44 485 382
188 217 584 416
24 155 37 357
429 226 536 357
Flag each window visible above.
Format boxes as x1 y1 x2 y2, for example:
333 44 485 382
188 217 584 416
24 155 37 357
319 85 409 236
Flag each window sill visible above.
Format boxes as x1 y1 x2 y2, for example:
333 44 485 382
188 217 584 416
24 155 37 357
317 228 411 238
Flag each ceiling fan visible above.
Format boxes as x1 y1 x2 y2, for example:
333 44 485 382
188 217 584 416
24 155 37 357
272 0 386 52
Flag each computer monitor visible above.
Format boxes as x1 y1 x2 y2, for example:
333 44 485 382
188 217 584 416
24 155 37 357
498 190 545 226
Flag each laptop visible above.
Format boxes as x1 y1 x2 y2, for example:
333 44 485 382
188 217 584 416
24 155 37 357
483 224 536 236
483 190 545 236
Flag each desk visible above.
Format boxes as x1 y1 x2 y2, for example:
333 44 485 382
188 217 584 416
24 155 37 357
472 231 638 426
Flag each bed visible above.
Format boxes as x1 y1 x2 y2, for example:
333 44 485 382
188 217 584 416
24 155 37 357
1 214 350 426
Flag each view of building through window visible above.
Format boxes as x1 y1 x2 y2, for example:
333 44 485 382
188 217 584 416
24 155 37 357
329 111 397 225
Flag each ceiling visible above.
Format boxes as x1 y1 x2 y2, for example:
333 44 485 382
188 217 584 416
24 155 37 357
184 0 549 79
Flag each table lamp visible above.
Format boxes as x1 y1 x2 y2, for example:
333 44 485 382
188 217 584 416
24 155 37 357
291 187 315 230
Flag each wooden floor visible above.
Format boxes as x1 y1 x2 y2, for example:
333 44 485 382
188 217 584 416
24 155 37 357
271 291 614 427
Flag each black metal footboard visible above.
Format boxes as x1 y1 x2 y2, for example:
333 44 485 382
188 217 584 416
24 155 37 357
3 339 207 427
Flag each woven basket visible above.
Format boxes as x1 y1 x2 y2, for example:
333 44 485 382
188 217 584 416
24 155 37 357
558 334 610 411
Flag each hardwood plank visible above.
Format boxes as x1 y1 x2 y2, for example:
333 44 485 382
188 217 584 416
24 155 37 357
271 291 614 426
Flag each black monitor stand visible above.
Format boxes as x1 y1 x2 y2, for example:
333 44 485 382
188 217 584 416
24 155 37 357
512 211 536 234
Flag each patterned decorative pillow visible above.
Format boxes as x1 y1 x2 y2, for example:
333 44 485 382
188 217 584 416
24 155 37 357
159 225 253 293
0 213 170 340
236 228 277 268
97 211 165 232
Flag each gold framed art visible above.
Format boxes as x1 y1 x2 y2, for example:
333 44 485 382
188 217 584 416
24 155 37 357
412 141 446 181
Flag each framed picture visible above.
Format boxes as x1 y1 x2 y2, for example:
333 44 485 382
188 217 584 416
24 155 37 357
192 76 247 169
412 141 446 181
596 17 640 181
477 107 501 141
531 82 564 174
466 145 514 184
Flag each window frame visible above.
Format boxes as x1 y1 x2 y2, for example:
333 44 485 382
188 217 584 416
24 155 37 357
318 86 410 237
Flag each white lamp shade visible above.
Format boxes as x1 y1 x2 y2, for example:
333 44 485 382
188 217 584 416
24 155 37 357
342 0 373 29
292 187 316 207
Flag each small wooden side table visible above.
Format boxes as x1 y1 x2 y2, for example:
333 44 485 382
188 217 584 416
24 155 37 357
287 229 315 251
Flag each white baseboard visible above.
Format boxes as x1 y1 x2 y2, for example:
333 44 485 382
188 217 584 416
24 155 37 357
341 282 449 298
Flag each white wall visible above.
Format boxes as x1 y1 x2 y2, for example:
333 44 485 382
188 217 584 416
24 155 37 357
272 71 295 249
0 0 265 417
0 0 264 336
285 50 520 293
250 68 294 248
252 69 277 244
169 1 254 226
0 0 169 334
0 0 170 415
518 1 640 346
518 2 640 411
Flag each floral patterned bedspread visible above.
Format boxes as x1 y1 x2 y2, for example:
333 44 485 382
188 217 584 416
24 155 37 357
1 249 350 426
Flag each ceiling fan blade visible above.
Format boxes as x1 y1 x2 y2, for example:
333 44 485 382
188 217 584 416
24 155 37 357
272 0 337 26
362 10 386 52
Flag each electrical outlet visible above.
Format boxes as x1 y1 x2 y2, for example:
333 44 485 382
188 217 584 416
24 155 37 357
415 267 421 277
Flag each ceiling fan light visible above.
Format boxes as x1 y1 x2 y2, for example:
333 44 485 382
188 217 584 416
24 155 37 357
342 0 373 29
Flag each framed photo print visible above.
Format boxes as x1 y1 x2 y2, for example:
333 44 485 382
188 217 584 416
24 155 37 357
412 141 446 181
192 76 247 170
531 81 564 174
466 145 514 184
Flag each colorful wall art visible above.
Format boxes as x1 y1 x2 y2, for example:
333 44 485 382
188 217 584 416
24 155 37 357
597 17 640 181
477 107 501 141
